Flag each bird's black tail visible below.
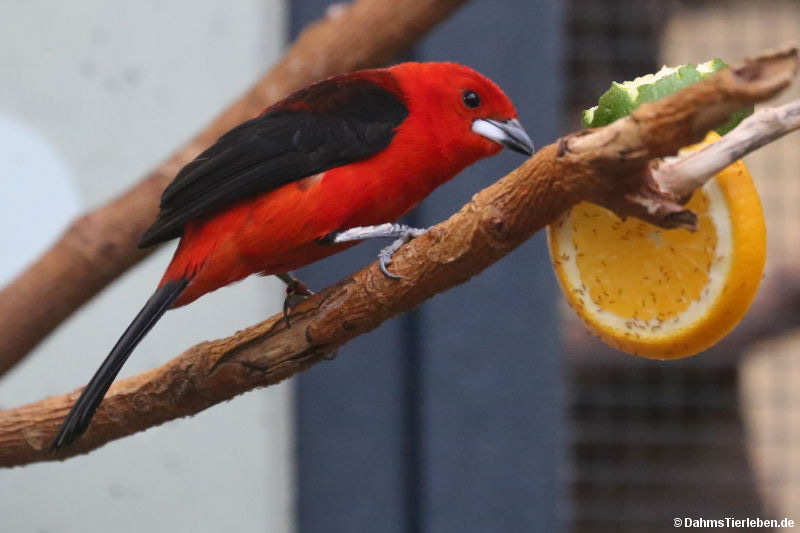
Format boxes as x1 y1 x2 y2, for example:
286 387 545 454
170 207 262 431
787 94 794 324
51 278 189 450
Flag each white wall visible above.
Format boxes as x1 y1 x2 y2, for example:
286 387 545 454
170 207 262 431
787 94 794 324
0 2 294 532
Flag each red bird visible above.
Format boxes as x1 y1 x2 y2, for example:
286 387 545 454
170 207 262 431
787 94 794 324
52 62 533 449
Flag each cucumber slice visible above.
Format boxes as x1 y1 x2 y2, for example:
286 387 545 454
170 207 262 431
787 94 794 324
582 58 751 135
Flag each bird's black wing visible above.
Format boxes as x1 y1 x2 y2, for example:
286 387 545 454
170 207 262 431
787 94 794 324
139 73 408 248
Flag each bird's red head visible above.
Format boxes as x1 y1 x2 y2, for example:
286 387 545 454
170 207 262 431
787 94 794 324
387 62 533 166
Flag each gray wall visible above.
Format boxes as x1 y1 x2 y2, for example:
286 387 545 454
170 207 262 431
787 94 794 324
0 3 294 532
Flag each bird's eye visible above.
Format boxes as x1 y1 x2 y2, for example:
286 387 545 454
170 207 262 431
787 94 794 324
462 90 480 108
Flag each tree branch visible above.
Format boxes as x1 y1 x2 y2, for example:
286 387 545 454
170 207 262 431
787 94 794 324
0 0 469 376
565 47 799 230
655 98 800 200
0 47 796 467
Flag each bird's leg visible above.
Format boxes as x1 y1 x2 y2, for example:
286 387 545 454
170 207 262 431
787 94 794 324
276 272 313 327
323 223 428 279
275 273 338 360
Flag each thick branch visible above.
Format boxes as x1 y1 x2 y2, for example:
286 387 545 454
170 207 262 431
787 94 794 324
0 47 796 467
0 0 468 376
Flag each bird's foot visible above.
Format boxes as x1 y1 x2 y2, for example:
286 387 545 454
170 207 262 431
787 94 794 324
325 223 428 279
276 272 313 327
276 273 337 359
377 232 422 279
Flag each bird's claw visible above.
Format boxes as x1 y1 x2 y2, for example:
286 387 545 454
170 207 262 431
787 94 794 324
377 229 427 280
279 274 313 328
379 248 403 280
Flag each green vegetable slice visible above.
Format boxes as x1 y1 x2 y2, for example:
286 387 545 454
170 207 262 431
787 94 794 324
582 58 752 135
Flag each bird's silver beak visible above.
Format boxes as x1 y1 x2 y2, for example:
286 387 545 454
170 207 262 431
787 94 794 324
472 118 534 156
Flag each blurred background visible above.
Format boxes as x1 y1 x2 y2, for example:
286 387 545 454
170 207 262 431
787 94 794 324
0 1 798 532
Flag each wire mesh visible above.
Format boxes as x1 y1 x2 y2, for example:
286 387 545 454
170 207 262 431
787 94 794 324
561 1 800 531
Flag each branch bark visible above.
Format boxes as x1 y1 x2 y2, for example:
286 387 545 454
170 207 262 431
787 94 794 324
0 0 469 376
0 47 796 467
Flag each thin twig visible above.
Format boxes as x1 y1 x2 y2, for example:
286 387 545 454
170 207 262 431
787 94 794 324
655 98 800 199
0 47 796 467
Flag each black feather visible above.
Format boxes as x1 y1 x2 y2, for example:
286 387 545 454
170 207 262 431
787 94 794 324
50 279 189 450
139 74 408 248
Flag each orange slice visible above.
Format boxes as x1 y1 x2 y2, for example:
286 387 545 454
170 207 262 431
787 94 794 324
547 132 766 359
